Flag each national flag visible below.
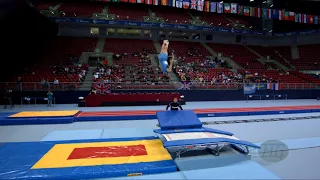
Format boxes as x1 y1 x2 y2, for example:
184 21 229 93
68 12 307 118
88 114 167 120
93 83 111 94
129 0 136 3
314 16 319 24
190 0 196 9
250 7 255 17
210 2 216 12
136 0 144 3
278 10 284 20
307 15 314 24
295 13 300 22
268 9 272 18
267 83 280 90
153 0 159 5
262 8 268 19
178 82 193 90
197 0 204 11
237 5 244 15
176 0 182 8
145 0 152 4
302 14 307 23
112 0 120 2
231 3 237 14
272 9 279 19
283 11 289 21
120 0 128 2
224 3 231 13
244 6 249 16
217 2 223 13
244 84 256 95
204 1 210 12
255 84 265 90
161 0 168 5
255 7 261 17
182 0 190 9
168 0 175 7
289 12 295 21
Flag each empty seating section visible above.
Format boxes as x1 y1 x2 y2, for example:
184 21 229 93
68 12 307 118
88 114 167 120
104 39 156 64
289 71 320 84
227 15 251 27
208 44 263 69
58 3 103 17
152 7 191 24
35 2 57 10
166 41 211 62
249 46 291 68
108 4 149 21
291 45 320 70
193 12 230 27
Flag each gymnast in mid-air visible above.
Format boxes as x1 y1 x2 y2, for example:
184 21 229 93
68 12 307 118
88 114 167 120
158 40 174 74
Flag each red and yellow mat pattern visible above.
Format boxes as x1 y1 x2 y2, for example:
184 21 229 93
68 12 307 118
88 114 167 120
32 139 172 169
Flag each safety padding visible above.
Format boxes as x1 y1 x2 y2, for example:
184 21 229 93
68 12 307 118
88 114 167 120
197 112 249 117
154 127 233 136
2 118 39 125
157 110 202 130
75 115 155 121
249 109 313 115
163 138 260 149
0 137 177 180
38 117 75 124
312 109 320 112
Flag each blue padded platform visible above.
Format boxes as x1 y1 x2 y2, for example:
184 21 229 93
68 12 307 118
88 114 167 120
164 138 260 149
76 115 155 121
154 127 234 136
156 110 202 130
1 117 74 125
0 137 177 180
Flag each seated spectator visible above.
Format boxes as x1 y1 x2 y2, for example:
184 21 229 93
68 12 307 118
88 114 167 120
53 78 59 85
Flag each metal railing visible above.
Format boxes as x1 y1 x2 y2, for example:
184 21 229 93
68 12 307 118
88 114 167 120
1 82 319 91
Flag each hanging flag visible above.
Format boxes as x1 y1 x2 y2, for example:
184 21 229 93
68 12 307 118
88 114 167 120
244 84 256 95
112 0 120 2
237 5 244 15
120 0 128 2
314 16 319 24
145 0 152 5
161 0 168 5
283 11 289 20
204 1 210 12
278 10 284 20
302 14 307 23
224 3 231 13
152 0 158 5
197 0 204 11
295 13 300 22
289 12 295 21
250 7 255 17
210 2 216 12
255 8 261 17
176 0 182 8
267 83 280 90
272 9 278 19
262 8 268 19
190 0 196 9
268 9 272 18
93 83 111 94
244 6 250 16
182 0 190 9
129 0 136 2
231 3 237 14
307 15 314 24
217 2 223 13
178 82 193 90
168 0 175 7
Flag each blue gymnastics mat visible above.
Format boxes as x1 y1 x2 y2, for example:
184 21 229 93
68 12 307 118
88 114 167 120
42 128 158 141
157 110 202 130
0 137 176 180
0 117 74 125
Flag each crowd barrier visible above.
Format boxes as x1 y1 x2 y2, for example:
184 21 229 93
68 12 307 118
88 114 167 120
1 82 319 91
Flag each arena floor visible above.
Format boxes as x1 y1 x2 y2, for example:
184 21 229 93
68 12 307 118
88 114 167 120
0 99 320 179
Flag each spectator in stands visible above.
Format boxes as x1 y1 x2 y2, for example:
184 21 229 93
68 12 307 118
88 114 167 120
53 78 59 85
158 40 174 74
17 77 22 91
4 88 14 109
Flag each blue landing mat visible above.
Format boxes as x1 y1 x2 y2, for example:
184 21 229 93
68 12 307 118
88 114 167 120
157 110 202 130
0 137 176 180
102 172 185 180
42 128 157 141
0 117 74 125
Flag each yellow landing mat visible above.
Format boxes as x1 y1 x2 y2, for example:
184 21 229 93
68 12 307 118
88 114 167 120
9 110 79 118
